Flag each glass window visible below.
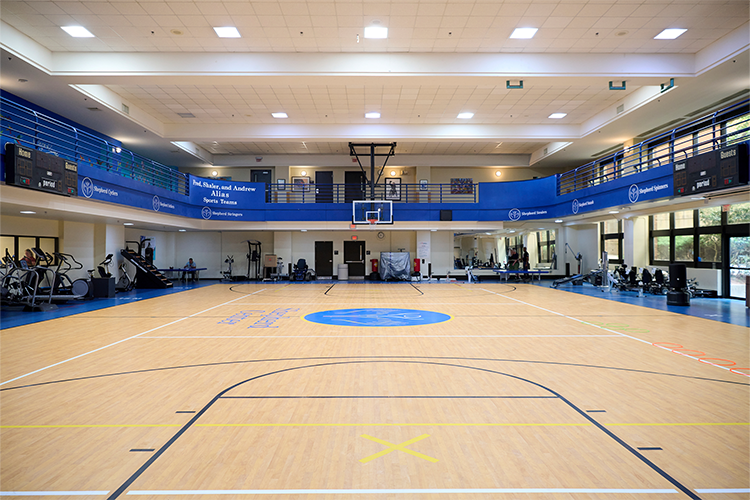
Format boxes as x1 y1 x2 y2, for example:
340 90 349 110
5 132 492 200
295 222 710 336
604 239 619 258
674 210 693 229
674 235 694 261
0 236 15 262
699 206 721 227
726 113 750 146
653 236 670 261
653 213 670 230
698 234 721 263
729 236 750 299
728 202 750 225
603 220 619 234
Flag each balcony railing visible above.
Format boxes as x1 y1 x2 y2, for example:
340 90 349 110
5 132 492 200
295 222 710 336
0 95 189 196
267 182 479 203
557 99 749 195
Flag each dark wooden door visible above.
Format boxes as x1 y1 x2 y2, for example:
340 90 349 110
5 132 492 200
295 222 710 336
343 240 365 276
315 241 334 277
251 170 273 202
315 171 333 203
344 171 365 203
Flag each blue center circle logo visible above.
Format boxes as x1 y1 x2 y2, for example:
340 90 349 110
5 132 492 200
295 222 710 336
628 184 639 203
508 208 521 221
572 199 579 214
81 177 94 198
201 207 212 219
152 195 160 211
304 308 452 327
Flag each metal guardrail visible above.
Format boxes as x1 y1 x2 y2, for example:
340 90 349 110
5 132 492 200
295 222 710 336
557 99 750 195
0 96 189 196
267 182 478 203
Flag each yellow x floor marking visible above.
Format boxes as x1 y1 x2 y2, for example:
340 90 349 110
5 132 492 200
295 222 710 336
359 434 438 463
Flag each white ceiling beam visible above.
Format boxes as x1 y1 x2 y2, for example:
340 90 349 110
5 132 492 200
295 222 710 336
162 123 580 142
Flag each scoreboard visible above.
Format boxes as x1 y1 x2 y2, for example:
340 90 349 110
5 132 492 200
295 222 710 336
674 143 748 196
4 143 78 197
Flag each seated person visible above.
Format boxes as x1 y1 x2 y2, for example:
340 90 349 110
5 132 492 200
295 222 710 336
20 248 36 269
182 258 198 281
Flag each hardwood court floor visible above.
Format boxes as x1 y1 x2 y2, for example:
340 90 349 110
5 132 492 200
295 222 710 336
1 282 748 500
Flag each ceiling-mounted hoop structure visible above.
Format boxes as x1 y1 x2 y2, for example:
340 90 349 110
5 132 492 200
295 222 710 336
349 142 397 200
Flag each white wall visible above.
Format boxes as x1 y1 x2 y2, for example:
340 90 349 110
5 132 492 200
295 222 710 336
1 215 59 236
60 221 95 281
563 224 599 275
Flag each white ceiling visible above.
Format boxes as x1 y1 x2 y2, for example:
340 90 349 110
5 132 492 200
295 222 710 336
0 0 748 168
2 0 747 54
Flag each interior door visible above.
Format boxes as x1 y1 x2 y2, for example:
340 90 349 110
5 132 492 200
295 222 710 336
344 171 365 203
726 235 750 299
315 171 333 203
251 170 273 202
343 240 365 276
315 241 334 277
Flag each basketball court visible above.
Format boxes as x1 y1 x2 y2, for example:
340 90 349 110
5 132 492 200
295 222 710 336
1 282 748 499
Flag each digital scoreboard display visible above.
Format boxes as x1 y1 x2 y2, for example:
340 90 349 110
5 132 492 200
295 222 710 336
4 143 78 197
674 143 748 196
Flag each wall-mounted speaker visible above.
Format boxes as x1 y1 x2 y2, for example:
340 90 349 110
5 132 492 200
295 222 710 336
440 210 452 221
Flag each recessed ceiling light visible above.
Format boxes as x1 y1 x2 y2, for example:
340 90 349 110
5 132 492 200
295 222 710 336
179 229 186 232
509 230 516 233
364 26 388 39
365 112 381 119
20 210 36 214
555 219 563 223
430 229 437 232
301 229 308 232
272 112 288 118
123 222 134 226
691 197 706 200
390 170 396 176
61 26 95 37
609 211 619 214
495 171 502 177
548 113 567 119
300 170 307 176
457 112 474 119
510 28 537 39
214 26 241 38
654 28 687 40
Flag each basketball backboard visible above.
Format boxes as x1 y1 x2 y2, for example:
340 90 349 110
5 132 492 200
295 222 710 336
352 200 394 225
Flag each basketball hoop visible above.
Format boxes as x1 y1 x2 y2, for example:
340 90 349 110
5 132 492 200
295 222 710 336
367 218 377 226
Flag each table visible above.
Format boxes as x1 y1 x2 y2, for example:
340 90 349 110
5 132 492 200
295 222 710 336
156 268 207 282
493 269 550 282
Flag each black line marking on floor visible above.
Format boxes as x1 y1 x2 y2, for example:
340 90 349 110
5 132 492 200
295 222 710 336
4 355 746 393
637 447 663 451
586 410 607 413
410 283 424 295
107 360 702 500
175 411 196 413
324 283 336 295
219 395 558 399
129 449 155 452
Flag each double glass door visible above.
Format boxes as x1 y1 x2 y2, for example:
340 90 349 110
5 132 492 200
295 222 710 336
727 236 750 299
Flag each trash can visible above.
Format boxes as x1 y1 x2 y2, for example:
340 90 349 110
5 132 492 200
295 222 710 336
337 263 349 281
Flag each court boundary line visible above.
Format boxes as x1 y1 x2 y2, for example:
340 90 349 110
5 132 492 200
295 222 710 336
480 288 749 377
124 489 680 495
4 355 746 393
0 289 266 387
106 359 701 500
139 335 623 338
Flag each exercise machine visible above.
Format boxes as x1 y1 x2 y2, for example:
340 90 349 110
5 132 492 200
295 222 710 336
245 240 262 280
